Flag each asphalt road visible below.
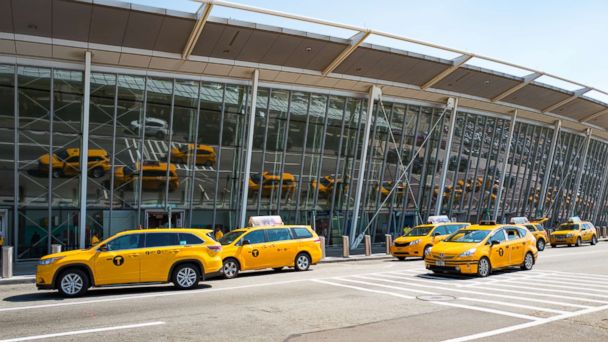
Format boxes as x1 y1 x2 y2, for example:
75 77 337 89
1 243 608 341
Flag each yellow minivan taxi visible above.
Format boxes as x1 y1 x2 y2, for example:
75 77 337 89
36 229 223 297
218 221 322 279
550 217 598 247
391 216 469 260
425 222 538 277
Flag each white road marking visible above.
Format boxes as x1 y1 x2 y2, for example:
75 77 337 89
541 250 608 259
311 279 415 299
431 301 542 322
340 277 437 295
485 282 608 299
466 284 608 304
540 273 608 286
0 321 165 342
500 278 608 293
456 297 569 315
545 269 608 279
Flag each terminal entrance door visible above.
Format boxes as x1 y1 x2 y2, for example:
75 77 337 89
145 210 184 228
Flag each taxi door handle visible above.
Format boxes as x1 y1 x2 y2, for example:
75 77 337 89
505 246 509 249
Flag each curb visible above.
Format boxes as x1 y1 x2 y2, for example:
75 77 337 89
319 254 394 264
0 276 35 285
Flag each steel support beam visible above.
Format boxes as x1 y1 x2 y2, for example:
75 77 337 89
593 162 608 223
322 30 370 76
570 128 592 217
421 54 472 90
581 108 608 123
79 51 91 248
543 87 592 114
239 69 259 228
182 3 214 59
538 120 561 215
350 85 381 249
493 110 517 221
492 72 542 102
435 97 458 215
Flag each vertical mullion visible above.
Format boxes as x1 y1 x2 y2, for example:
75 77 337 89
256 88 271 215
417 108 435 217
211 84 226 228
476 118 499 220
275 90 292 214
447 113 468 217
13 66 19 260
372 102 395 239
458 115 478 213
163 79 176 223
466 116 488 221
187 81 202 227
327 97 348 244
399 106 421 228
521 126 542 216
108 74 118 235
136 77 148 227
47 69 54 254
311 96 331 222
294 93 312 220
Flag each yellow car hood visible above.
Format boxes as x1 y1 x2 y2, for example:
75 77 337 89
38 153 54 164
551 230 576 236
431 241 479 256
40 249 90 260
394 236 427 244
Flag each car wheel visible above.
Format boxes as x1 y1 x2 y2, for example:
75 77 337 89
57 269 89 297
155 131 165 140
294 253 311 271
521 252 534 271
91 167 104 178
591 235 598 246
223 258 240 279
423 245 432 260
477 257 491 277
172 263 200 290
397 257 405 261
536 239 545 251
575 237 582 247
551 244 557 248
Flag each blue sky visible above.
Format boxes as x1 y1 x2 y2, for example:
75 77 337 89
128 0 608 102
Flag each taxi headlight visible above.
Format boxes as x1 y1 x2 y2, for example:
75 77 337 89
459 248 476 257
38 257 63 265
410 239 421 246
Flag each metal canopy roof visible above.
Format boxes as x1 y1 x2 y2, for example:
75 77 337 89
1 0 608 135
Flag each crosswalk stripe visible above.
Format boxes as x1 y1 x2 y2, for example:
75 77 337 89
466 285 608 304
500 278 608 293
539 274 608 287
340 277 437 295
311 279 415 299
456 297 569 315
545 270 608 280
486 282 608 299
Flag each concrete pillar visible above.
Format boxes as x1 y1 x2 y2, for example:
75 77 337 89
51 244 62 254
2 246 13 278
319 236 326 259
342 236 350 258
364 235 371 256
385 234 392 254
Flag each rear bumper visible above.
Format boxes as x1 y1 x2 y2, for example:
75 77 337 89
204 269 224 280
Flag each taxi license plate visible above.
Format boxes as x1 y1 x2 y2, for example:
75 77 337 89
436 260 445 266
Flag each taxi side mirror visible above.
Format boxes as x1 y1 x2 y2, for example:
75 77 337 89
97 244 108 252
433 232 441 237
241 239 251 246
490 240 499 247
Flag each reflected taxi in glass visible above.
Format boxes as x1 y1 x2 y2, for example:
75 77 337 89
425 221 538 277
550 217 598 247
114 161 180 191
38 148 111 178
390 216 469 260
169 144 216 167
511 217 549 251
218 216 322 279
36 228 223 297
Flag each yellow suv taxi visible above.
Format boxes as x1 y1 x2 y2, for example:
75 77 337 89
38 148 111 178
550 217 598 247
169 144 216 167
391 216 469 260
218 216 322 279
425 221 538 277
36 228 222 297
510 217 549 251
114 161 180 191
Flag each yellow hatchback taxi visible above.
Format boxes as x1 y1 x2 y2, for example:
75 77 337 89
218 216 322 279
390 216 469 260
425 221 538 277
510 217 549 251
36 228 223 297
550 217 598 247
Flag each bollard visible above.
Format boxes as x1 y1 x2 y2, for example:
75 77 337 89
51 244 62 254
319 236 326 259
385 234 392 255
342 236 350 258
602 227 607 238
364 235 371 256
2 246 13 278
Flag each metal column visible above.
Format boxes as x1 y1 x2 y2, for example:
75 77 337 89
538 120 561 216
493 110 517 221
12 66 18 260
435 98 458 215
239 69 259 228
570 129 592 217
593 165 608 223
78 51 91 248
349 85 381 248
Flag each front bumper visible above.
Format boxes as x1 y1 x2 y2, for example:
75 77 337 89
35 265 56 290
550 236 577 245
425 258 479 274
390 244 423 258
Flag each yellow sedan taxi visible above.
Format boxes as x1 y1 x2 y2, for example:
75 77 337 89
425 221 538 277
218 216 322 279
550 217 598 247
510 217 549 251
36 229 223 297
390 216 469 260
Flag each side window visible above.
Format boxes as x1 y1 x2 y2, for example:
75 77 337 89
105 234 143 251
291 227 313 239
66 156 79 163
242 230 266 245
490 229 507 243
505 228 521 240
145 233 180 248
266 228 292 242
582 224 589 231
448 224 466 234
535 224 544 231
433 226 448 236
524 225 536 232
178 233 204 245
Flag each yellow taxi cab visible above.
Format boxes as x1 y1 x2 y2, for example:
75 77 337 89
169 144 216 167
378 181 406 200
38 148 111 178
36 228 223 297
550 217 598 247
114 161 180 191
218 216 322 279
391 216 469 260
510 217 549 251
311 175 346 197
425 221 538 277
249 172 296 197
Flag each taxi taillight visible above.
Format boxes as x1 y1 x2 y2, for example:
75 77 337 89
314 238 321 244
207 245 222 252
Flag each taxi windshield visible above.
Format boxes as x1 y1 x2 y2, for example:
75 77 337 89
219 231 244 245
446 230 491 243
405 226 432 237
557 223 579 231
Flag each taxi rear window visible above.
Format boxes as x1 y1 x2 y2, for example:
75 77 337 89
291 227 313 239
178 233 204 245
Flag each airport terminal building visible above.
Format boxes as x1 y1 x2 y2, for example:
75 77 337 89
1 0 608 260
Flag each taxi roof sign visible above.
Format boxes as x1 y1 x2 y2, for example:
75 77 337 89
427 215 450 224
567 216 582 224
248 215 284 227
510 217 530 224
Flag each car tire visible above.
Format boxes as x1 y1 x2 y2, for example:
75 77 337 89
591 235 598 246
172 263 200 290
223 258 240 279
91 167 104 178
397 257 405 261
57 268 89 298
521 252 534 271
294 252 311 272
423 245 432 260
575 237 582 247
477 257 491 277
536 239 545 251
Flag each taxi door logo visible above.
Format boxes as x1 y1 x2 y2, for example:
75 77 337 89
113 255 124 266
498 248 504 257
252 249 260 257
